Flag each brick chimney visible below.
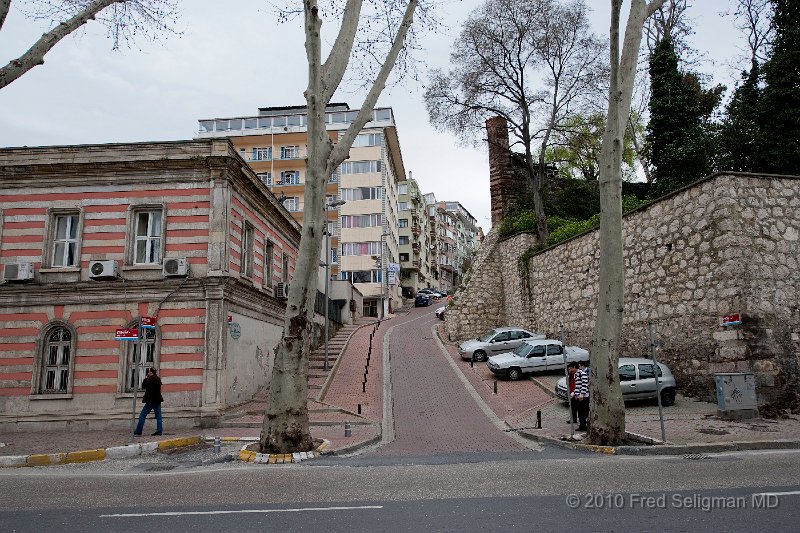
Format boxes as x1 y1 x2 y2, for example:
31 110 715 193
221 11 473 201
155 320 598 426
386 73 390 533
486 116 518 228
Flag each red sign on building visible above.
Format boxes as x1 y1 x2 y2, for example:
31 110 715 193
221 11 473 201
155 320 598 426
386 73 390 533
141 316 156 329
722 313 741 326
115 328 139 341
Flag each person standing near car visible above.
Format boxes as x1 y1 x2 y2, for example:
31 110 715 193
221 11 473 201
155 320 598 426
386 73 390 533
573 360 589 431
567 363 578 424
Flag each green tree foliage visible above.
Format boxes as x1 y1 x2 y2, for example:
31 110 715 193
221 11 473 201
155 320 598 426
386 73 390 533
647 38 724 196
548 113 637 182
716 62 764 172
757 0 800 174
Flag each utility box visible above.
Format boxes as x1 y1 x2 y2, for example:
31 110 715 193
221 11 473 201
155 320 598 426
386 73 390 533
715 372 758 420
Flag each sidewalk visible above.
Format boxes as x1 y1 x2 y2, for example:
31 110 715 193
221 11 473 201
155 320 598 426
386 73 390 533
0 316 388 465
4 312 800 465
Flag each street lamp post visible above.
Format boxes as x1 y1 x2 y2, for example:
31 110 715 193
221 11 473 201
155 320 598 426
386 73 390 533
322 200 346 371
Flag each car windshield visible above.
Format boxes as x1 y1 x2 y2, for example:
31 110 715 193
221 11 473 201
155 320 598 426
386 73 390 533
477 330 497 342
512 344 533 357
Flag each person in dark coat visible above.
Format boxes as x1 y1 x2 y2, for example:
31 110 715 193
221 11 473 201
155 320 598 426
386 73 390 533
134 368 163 436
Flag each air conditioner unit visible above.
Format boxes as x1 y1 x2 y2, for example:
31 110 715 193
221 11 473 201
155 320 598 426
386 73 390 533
88 260 118 280
3 262 35 282
163 257 189 277
275 282 289 300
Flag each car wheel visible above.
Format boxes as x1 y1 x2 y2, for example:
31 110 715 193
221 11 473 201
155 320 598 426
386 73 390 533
473 350 487 362
508 367 522 381
660 389 676 406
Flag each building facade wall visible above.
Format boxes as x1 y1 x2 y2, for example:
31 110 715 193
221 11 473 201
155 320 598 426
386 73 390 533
0 140 302 430
447 173 800 408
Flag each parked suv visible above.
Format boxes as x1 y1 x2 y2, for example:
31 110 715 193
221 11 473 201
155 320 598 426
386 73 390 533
458 327 545 362
555 357 677 406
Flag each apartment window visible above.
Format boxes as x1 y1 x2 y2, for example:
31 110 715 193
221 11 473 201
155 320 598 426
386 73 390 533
280 171 301 185
244 118 258 129
125 323 158 392
51 212 79 267
132 209 163 264
340 187 385 201
352 133 383 147
340 214 383 228
398 219 408 228
252 147 272 161
398 183 408 195
339 160 382 174
328 171 339 183
374 109 391 121
283 197 300 212
241 222 254 278
399 236 410 245
257 172 272 186
282 252 290 283
400 253 409 262
399 202 408 211
280 145 300 159
264 241 274 288
341 242 383 256
38 324 75 393
340 270 383 283
330 248 338 264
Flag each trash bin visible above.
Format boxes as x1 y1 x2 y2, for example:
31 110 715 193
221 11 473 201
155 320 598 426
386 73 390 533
715 372 758 420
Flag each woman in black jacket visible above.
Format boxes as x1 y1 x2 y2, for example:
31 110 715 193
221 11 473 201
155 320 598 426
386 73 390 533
134 368 163 436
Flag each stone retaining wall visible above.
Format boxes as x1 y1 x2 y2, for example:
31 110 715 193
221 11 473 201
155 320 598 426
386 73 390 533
446 173 800 410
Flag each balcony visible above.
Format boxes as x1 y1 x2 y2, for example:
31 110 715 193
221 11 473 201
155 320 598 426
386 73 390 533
411 225 420 236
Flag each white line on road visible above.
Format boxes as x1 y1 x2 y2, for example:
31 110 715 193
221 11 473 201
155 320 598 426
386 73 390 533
100 505 384 518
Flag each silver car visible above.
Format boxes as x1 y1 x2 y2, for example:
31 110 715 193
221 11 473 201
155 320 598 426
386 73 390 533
458 327 545 362
555 357 677 406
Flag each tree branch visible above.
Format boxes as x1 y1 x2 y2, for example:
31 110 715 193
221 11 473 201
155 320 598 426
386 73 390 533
0 0 120 90
0 0 11 32
320 0 362 103
329 0 417 169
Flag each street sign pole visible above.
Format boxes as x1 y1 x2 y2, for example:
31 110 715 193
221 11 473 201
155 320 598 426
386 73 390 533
649 322 666 442
130 327 141 440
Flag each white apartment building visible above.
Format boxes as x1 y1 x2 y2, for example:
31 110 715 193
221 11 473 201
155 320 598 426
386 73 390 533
197 104 404 317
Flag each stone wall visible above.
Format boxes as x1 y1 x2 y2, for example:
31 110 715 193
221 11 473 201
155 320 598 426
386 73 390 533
447 173 800 410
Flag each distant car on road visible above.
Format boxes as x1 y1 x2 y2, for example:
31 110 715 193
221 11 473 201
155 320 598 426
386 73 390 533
419 288 445 299
486 340 589 380
458 327 545 362
435 306 446 320
414 294 431 307
555 357 677 406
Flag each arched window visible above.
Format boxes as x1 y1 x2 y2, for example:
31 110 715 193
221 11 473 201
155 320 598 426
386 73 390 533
124 323 159 392
40 325 75 393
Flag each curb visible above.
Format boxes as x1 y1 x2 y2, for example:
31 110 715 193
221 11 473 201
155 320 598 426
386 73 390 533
238 439 331 464
517 429 800 456
0 435 204 468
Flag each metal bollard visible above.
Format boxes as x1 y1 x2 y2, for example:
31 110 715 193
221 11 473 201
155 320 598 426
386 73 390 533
493 380 498 394
344 420 352 437
213 435 221 453
358 404 362 415
536 410 542 429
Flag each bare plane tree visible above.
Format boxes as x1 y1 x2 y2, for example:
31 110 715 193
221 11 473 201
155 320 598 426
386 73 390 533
0 0 180 90
728 0 775 66
425 0 606 241
260 0 427 454
589 0 665 447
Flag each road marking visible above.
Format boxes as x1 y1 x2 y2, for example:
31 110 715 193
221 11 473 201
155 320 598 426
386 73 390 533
100 505 384 518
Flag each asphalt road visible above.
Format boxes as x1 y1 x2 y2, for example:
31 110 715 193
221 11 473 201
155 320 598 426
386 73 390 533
2 448 800 531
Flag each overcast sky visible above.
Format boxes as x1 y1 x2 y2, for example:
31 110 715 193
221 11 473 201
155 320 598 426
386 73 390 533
0 1 749 232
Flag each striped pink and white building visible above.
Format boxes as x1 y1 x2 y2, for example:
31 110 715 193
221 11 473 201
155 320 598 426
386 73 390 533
0 139 303 430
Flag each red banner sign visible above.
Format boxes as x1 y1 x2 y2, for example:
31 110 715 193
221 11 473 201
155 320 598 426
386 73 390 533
141 316 156 328
722 313 741 326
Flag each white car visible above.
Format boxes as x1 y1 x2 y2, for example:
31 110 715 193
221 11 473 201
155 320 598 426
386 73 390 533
458 327 545 362
487 339 589 380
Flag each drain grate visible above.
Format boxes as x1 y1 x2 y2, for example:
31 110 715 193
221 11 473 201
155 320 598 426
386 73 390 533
683 453 709 460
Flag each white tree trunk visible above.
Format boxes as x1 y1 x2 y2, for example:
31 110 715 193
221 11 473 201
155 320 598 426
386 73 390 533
589 0 665 446
261 0 417 454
